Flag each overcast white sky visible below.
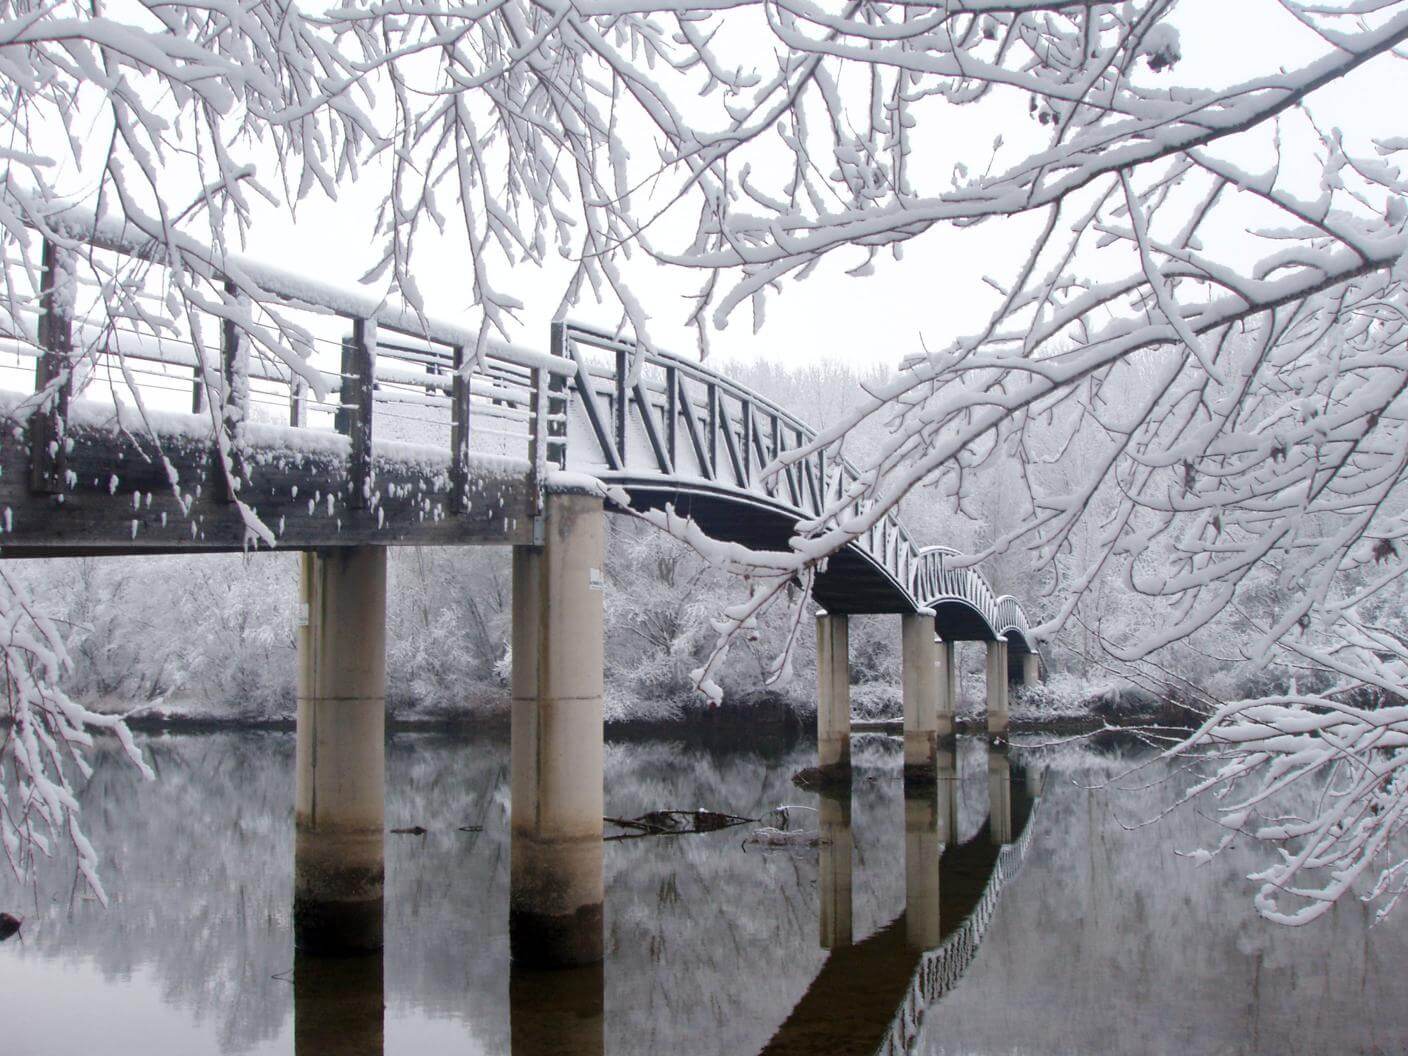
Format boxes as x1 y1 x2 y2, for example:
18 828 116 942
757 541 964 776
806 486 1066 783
230 0 1406 374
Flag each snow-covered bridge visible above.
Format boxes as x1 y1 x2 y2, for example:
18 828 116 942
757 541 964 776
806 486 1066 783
0 223 1041 968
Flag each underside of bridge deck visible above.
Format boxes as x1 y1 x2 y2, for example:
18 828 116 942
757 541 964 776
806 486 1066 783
608 479 915 615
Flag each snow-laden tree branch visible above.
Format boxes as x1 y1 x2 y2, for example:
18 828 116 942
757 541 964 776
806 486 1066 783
3 0 1408 916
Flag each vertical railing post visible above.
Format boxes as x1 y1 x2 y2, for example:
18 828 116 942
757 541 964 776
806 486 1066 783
216 280 249 503
528 364 548 525
665 363 678 469
614 346 628 466
450 344 470 514
548 322 569 471
705 382 718 477
338 318 375 510
290 379 307 428
31 238 73 495
739 398 752 484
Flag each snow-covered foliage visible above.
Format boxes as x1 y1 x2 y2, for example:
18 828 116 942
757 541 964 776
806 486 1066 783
0 569 151 902
3 0 1408 917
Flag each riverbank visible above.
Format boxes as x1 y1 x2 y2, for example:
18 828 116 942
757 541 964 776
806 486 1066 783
100 682 1205 740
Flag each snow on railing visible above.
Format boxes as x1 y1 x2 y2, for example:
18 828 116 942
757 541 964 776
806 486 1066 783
914 546 1034 646
1 219 566 512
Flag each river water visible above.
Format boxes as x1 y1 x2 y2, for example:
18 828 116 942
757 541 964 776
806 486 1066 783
2 729 1405 1055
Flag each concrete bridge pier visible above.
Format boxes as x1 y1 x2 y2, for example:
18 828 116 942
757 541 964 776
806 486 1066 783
985 639 1010 737
1020 651 1041 687
819 790 854 949
936 640 957 740
294 546 387 955
511 490 606 968
816 613 851 777
901 615 940 778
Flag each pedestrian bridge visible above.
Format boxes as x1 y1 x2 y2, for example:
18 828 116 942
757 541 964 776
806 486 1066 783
0 217 1043 966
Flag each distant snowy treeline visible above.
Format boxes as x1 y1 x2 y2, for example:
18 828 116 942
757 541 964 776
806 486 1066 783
10 357 1341 724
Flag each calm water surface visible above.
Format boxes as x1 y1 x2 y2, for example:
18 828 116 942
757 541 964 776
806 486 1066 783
1 730 1405 1055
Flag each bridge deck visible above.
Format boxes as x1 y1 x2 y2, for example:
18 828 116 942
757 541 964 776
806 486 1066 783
0 400 535 556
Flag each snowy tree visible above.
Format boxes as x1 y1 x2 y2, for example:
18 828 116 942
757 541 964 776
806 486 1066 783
3 0 1408 918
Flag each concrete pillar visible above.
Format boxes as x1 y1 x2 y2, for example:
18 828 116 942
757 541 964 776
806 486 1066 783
936 640 957 739
511 490 606 968
294 546 387 955
901 614 939 774
816 613 851 773
294 951 383 1056
511 964 604 1056
1021 651 1040 687
985 639 1010 736
988 747 1013 845
819 791 853 949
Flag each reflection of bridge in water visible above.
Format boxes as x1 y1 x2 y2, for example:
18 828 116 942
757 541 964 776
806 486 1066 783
3 219 1043 968
290 745 1042 1056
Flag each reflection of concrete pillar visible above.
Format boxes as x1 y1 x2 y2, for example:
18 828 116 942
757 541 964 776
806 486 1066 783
1025 762 1043 800
295 547 387 955
1021 651 1040 687
902 614 939 773
936 746 958 845
905 785 941 950
985 639 1010 736
294 951 384 1056
819 792 853 949
510 964 604 1056
936 641 957 739
511 491 606 968
988 748 1013 845
816 613 851 772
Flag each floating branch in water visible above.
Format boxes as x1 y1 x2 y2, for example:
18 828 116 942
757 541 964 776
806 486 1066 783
604 809 756 840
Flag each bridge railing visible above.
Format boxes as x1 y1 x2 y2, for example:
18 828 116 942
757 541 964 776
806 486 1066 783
0 220 571 515
914 545 1035 645
554 321 922 589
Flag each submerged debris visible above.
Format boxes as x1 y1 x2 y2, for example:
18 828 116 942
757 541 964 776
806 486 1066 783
0 913 21 942
604 809 756 840
743 827 827 849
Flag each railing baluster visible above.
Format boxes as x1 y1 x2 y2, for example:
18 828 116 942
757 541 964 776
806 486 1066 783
614 345 628 465
30 238 73 495
706 382 718 477
529 363 548 517
676 376 713 481
289 380 307 428
739 398 752 485
450 343 470 513
548 361 569 471
665 363 678 469
338 318 375 510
